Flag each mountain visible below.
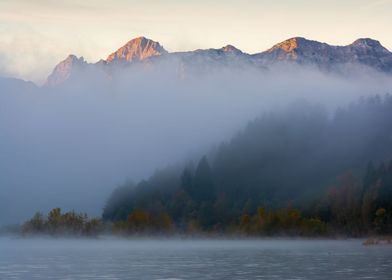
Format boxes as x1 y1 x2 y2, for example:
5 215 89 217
45 36 392 86
254 37 392 71
0 76 37 92
166 44 253 76
46 55 87 86
105 36 168 64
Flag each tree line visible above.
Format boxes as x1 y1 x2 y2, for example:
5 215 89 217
22 208 103 236
101 95 392 236
22 95 392 237
22 160 392 237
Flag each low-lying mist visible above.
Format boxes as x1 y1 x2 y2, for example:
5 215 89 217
1 61 391 225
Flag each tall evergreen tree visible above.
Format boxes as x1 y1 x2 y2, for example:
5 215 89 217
192 156 215 202
363 161 376 193
181 168 193 194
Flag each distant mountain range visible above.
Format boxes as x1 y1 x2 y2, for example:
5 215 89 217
10 36 392 87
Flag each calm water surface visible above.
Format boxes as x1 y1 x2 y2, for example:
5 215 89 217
0 237 391 279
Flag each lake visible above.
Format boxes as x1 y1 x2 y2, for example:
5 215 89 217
0 237 391 279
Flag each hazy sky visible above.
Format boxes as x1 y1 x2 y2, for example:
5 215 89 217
1 0 392 83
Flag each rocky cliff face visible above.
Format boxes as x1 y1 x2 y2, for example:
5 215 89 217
105 37 168 64
348 39 392 71
45 37 392 86
46 55 87 86
254 37 392 71
45 37 168 86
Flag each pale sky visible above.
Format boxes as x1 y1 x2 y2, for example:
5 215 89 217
1 0 392 83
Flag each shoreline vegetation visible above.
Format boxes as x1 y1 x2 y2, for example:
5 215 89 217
0 206 389 245
12 205 392 242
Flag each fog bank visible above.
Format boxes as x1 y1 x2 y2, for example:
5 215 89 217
1 62 391 225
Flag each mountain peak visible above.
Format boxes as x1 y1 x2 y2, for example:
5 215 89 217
64 54 84 62
221 45 242 54
350 38 390 54
269 37 316 52
106 36 168 64
46 55 86 86
351 38 382 48
45 36 392 86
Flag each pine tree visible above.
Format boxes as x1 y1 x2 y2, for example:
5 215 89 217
192 156 215 202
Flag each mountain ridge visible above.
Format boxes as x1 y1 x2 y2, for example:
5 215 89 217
45 36 392 86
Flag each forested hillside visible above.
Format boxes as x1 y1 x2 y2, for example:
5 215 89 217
102 95 392 236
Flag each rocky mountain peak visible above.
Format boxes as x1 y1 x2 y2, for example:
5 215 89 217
260 37 327 61
44 36 392 86
46 55 86 86
64 54 85 63
351 38 382 48
105 36 168 64
350 38 390 55
221 45 243 54
269 37 312 52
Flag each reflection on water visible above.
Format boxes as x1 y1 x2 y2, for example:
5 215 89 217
0 237 391 280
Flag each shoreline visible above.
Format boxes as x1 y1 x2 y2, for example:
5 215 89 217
2 232 390 243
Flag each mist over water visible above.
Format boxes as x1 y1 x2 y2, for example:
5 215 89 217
1 62 392 225
0 237 391 280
